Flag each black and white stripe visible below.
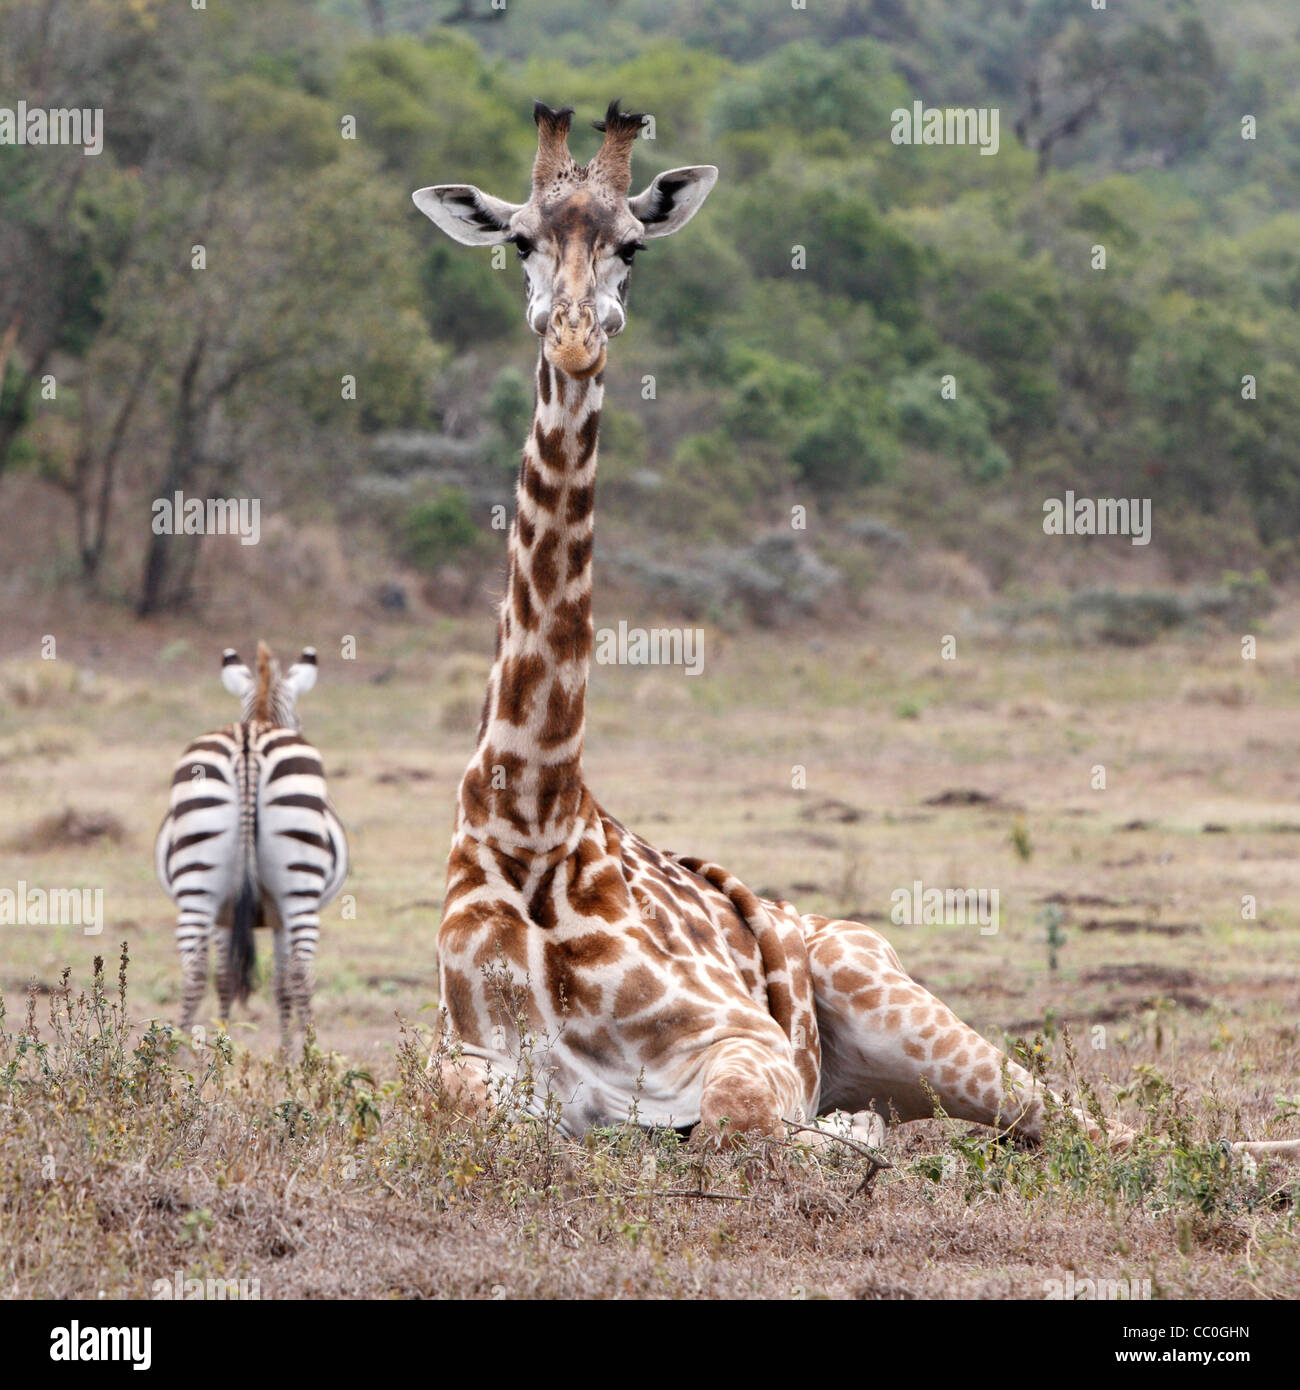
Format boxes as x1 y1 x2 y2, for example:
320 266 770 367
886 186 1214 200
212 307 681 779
154 645 347 1046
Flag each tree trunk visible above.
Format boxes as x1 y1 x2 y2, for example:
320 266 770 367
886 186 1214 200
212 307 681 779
137 331 206 616
81 349 155 581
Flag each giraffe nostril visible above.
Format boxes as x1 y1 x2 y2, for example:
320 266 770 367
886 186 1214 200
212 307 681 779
548 299 601 343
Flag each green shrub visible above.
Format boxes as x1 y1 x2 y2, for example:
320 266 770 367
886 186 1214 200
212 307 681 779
402 490 481 572
888 369 1010 481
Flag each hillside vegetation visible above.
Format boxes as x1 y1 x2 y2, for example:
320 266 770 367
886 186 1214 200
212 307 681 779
2 0 1299 626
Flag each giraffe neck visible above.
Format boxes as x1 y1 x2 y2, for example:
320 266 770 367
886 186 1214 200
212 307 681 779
458 349 602 858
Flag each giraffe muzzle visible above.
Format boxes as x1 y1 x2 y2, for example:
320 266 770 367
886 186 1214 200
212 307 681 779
545 300 606 378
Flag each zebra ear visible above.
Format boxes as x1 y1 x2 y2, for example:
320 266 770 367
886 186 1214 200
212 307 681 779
221 651 253 699
285 650 318 697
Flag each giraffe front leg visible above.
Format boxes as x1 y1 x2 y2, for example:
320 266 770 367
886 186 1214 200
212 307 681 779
805 918 1133 1147
429 1051 497 1123
692 1038 805 1149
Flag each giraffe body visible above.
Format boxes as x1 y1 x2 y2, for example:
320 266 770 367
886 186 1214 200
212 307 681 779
436 339 817 1133
409 99 1300 1159
420 102 1107 1149
432 335 1056 1143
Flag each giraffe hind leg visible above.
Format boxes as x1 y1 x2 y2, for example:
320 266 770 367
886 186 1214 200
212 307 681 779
804 917 1131 1146
793 1109 888 1154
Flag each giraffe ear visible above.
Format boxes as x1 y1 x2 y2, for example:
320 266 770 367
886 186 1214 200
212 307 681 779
412 184 522 246
628 166 718 239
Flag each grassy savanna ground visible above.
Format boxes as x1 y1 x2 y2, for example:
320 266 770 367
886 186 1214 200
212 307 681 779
2 598 1300 1298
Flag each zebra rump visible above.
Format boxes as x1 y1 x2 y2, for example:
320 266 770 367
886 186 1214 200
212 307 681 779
155 722 347 1005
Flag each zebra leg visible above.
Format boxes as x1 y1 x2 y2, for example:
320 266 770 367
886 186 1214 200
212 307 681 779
285 911 319 1054
272 924 293 1049
176 914 212 1034
213 923 236 1022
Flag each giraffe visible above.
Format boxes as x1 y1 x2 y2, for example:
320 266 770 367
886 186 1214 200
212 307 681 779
411 100 1297 1161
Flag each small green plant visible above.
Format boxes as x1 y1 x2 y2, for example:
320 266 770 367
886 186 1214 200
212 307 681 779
179 1208 214 1246
1009 816 1033 861
1040 904 1066 971
1144 996 1176 1052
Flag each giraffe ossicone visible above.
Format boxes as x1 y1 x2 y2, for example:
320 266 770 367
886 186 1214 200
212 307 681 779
412 101 1295 1162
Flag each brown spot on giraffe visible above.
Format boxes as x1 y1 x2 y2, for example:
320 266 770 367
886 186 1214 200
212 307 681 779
512 572 539 632
543 938 610 1016
539 680 584 748
614 965 666 1018
566 480 594 524
530 528 563 603
932 1031 958 1060
495 653 548 726
566 533 593 580
548 594 591 663
442 968 481 1046
522 459 560 509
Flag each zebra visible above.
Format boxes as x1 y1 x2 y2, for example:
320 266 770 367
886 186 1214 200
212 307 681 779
155 641 348 1049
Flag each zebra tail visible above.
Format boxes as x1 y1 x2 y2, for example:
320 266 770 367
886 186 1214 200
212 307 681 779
231 738 259 1004
231 877 258 1004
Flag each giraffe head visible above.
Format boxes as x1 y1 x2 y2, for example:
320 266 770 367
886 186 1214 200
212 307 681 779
413 99 718 378
220 641 318 731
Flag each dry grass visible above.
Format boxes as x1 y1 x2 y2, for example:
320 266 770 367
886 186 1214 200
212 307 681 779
9 807 126 853
2 598 1300 1298
2 951 1298 1300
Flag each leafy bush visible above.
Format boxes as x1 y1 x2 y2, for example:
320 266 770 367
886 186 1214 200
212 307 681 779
402 489 481 572
889 370 1010 482
487 366 533 442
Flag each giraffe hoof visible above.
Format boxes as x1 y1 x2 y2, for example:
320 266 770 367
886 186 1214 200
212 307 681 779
1082 1119 1137 1149
794 1110 888 1155
847 1110 888 1148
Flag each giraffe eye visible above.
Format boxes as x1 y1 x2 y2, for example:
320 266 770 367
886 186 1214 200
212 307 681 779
513 235 534 260
616 241 646 266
